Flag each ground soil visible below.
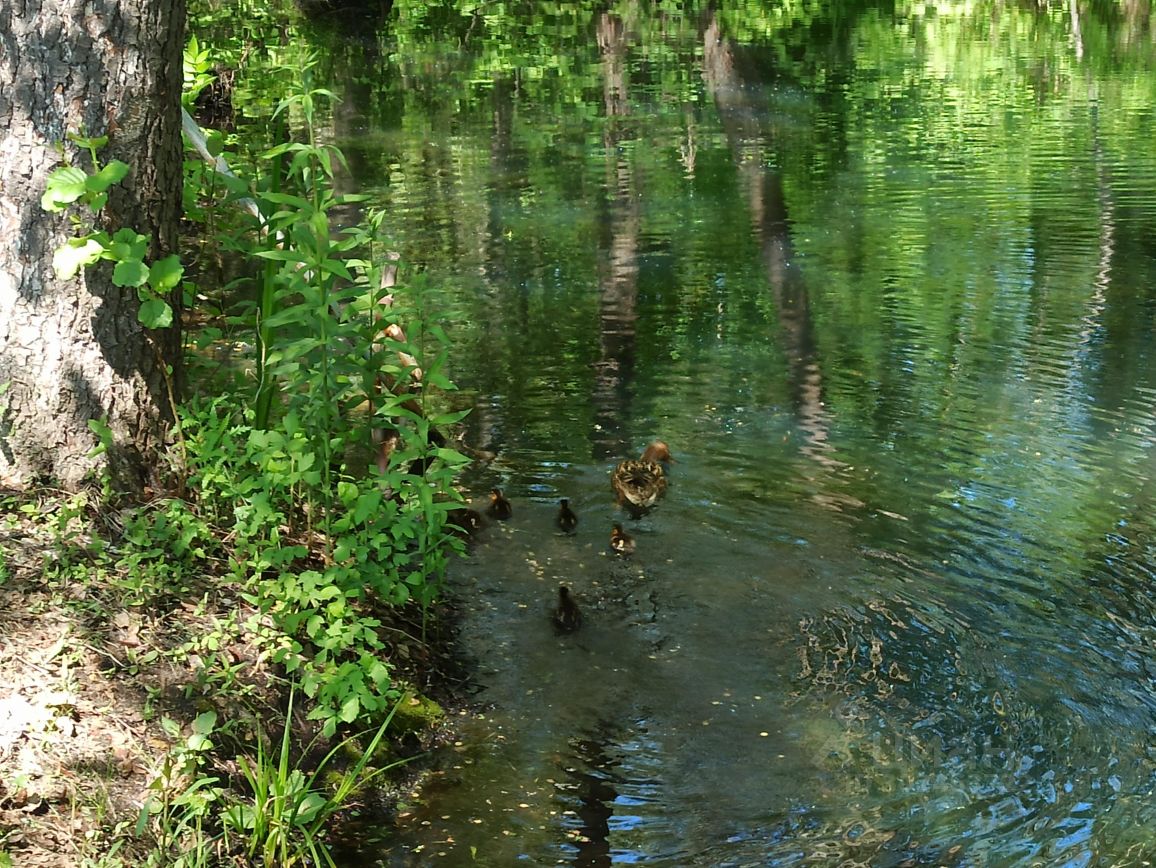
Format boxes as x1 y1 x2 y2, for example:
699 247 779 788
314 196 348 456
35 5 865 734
0 492 470 867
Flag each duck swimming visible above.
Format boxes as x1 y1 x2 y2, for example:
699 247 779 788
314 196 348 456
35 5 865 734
556 498 578 533
611 440 674 512
487 488 513 520
552 585 582 633
610 522 635 555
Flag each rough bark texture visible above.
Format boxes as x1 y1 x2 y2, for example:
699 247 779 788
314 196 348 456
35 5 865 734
0 0 185 491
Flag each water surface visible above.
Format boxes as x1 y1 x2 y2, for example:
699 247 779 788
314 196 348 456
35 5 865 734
316 3 1156 864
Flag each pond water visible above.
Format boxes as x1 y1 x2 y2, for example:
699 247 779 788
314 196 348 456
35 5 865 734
311 3 1156 864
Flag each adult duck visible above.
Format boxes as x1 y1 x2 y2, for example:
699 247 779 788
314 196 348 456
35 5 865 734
552 585 582 633
611 440 674 512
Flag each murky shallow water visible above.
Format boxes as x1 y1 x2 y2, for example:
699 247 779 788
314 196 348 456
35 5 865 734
310 2 1156 864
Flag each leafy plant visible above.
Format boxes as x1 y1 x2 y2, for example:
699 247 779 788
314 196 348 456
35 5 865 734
139 711 222 868
221 688 407 867
41 133 184 329
174 58 471 734
183 35 217 108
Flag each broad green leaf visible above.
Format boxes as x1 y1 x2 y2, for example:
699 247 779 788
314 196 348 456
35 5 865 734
84 160 130 193
52 237 104 278
297 792 326 824
337 480 358 505
340 694 360 723
353 490 382 524
112 258 149 287
108 229 148 260
41 167 88 211
149 255 184 292
138 297 173 329
192 710 218 734
322 258 353 280
222 804 255 831
254 249 310 264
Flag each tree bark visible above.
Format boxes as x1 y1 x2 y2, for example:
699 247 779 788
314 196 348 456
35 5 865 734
0 0 185 491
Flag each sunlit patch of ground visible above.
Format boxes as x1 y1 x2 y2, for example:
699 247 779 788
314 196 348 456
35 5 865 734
0 517 163 866
0 497 273 866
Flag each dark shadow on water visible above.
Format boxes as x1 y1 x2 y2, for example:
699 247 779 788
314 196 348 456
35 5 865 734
557 723 622 867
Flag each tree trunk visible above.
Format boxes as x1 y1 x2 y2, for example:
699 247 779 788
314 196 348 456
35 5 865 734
0 0 185 491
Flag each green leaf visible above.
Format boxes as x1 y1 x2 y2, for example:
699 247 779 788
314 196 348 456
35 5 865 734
85 160 130 193
336 481 358 505
322 258 353 280
138 297 173 329
192 710 218 734
108 228 148 260
258 191 313 209
52 236 104 278
112 258 149 287
254 249 309 264
41 167 88 211
353 490 382 524
186 732 213 751
149 255 184 292
205 131 225 157
67 133 109 150
297 792 327 824
223 804 255 831
340 694 360 723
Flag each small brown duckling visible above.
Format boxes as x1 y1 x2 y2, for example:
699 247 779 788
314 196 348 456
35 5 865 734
447 507 484 539
610 522 635 555
487 488 513 520
552 585 582 633
556 498 578 533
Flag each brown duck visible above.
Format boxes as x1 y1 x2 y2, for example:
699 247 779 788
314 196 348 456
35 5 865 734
610 523 636 555
552 585 582 633
487 488 513 520
611 440 674 511
556 498 578 533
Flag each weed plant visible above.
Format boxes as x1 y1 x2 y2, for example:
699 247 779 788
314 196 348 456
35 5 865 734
174 56 471 736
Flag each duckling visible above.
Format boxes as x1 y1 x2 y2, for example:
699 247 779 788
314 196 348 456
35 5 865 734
447 507 484 539
611 440 674 512
552 585 582 633
610 522 635 555
487 488 513 520
556 498 579 533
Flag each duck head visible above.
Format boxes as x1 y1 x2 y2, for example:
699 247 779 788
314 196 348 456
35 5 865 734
640 440 675 464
